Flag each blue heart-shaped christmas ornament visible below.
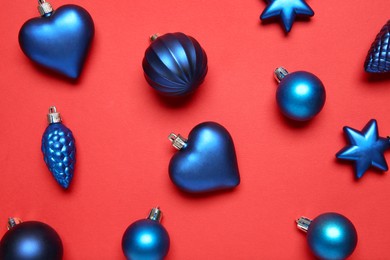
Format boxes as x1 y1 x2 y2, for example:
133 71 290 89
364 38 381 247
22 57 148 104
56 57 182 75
365 20 390 73
143 32 208 97
168 122 240 194
19 0 94 79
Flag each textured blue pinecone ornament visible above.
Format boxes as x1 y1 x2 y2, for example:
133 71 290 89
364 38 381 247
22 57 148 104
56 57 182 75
41 106 76 189
365 20 390 73
142 33 208 97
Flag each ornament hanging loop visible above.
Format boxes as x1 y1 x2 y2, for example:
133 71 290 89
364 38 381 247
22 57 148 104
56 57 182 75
168 133 187 150
296 216 312 232
37 0 53 16
274 67 289 83
7 217 22 230
150 34 160 42
148 207 163 222
47 106 62 124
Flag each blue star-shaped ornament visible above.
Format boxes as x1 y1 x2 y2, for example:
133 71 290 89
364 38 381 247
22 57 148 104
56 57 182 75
336 119 390 178
260 0 314 33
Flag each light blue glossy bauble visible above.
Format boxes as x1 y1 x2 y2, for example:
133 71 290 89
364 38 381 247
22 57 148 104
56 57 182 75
122 219 170 260
276 70 326 121
307 213 358 260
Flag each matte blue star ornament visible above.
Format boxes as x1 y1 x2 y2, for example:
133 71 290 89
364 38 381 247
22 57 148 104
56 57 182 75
336 119 390 179
260 0 314 33
41 107 76 188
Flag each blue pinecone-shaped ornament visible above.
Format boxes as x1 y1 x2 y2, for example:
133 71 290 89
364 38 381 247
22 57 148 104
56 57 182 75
41 107 76 189
365 20 390 73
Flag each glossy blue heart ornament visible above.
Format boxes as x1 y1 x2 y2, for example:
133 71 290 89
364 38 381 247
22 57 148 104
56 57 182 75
19 0 94 79
168 122 240 194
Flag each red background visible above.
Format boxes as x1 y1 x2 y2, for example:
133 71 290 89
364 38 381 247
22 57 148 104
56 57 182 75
1 0 390 259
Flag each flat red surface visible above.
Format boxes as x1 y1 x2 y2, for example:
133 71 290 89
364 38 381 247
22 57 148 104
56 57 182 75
1 0 390 259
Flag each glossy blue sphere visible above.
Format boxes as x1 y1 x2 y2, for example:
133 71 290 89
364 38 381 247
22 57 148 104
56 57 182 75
19 5 94 79
122 219 170 260
169 122 240 193
307 213 358 260
276 71 326 121
143 32 208 96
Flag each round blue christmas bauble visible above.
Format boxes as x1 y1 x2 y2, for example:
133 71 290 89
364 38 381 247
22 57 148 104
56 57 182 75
0 218 63 260
122 208 170 260
142 32 208 96
41 106 76 189
297 213 358 260
274 67 326 121
19 0 94 79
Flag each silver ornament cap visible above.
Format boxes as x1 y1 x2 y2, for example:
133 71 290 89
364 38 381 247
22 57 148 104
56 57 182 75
168 133 187 150
296 216 312 232
7 217 22 230
148 207 163 223
274 67 289 83
38 0 54 16
150 34 160 42
47 106 62 124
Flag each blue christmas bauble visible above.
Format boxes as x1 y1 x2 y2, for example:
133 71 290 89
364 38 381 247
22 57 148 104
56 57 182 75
19 1 94 79
41 107 76 189
274 67 326 121
142 32 208 96
307 213 358 260
0 220 63 260
122 208 170 260
364 20 390 73
168 122 240 193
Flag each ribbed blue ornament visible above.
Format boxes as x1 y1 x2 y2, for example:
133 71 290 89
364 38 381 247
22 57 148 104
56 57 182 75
365 20 390 73
19 1 94 79
168 122 240 194
306 213 358 260
41 107 76 189
142 32 208 96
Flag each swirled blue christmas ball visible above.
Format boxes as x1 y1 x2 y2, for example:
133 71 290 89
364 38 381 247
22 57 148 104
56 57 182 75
274 67 326 121
142 32 208 97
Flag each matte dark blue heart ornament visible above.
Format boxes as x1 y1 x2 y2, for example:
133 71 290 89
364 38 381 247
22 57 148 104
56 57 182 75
19 0 94 79
142 33 208 97
365 20 390 73
168 122 240 194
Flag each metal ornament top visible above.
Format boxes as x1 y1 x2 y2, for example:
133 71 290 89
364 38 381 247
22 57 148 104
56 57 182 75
147 207 163 223
38 0 53 16
47 106 62 124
